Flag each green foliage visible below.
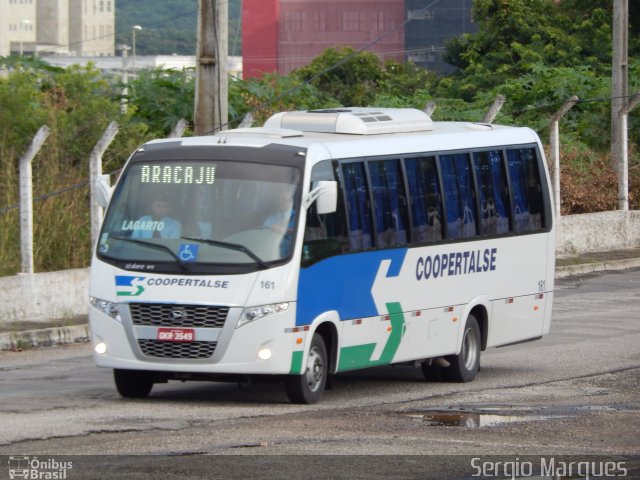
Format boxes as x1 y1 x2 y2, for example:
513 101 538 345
1 0 640 275
229 73 337 126
115 0 242 55
127 68 195 135
0 56 153 275
439 0 626 101
293 47 384 106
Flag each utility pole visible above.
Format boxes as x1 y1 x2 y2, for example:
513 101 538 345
194 0 228 135
117 44 131 115
611 0 629 210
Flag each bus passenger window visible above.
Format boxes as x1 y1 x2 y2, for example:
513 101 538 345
439 153 477 239
473 150 511 235
342 162 373 251
404 156 443 243
506 148 545 232
368 159 409 248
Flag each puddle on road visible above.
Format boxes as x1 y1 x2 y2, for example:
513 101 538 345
402 403 633 428
405 411 552 428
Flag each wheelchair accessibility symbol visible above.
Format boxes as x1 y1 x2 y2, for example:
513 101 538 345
178 244 199 262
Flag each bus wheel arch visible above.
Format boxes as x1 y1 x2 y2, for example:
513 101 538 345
285 319 337 404
469 304 488 352
443 313 481 382
313 321 338 375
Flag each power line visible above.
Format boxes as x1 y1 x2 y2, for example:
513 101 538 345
2 93 637 216
208 0 446 133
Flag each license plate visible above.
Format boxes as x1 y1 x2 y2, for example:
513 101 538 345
157 328 195 342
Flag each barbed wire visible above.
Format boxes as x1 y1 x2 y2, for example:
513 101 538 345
1 92 637 217
206 0 446 134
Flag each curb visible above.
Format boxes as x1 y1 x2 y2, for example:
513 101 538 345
0 324 90 352
555 257 640 279
1 259 639 351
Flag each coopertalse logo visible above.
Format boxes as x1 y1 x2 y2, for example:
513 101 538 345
115 275 146 297
8 456 73 480
115 275 230 297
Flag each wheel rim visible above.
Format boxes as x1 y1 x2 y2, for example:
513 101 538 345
462 326 479 371
304 346 325 393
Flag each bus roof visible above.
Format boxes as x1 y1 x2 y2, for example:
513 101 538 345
144 108 541 162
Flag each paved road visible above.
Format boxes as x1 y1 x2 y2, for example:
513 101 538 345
0 269 639 478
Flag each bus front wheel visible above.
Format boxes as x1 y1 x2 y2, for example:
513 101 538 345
285 333 327 404
114 369 154 398
442 314 481 383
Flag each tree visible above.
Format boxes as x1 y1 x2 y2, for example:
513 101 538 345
127 68 195 135
440 0 615 100
293 46 384 106
229 73 336 126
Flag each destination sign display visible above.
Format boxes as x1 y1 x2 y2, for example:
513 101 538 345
140 164 216 185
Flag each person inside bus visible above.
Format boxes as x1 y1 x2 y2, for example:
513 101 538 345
132 195 182 239
264 190 295 256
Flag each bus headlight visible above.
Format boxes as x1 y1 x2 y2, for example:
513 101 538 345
90 297 121 322
238 302 289 328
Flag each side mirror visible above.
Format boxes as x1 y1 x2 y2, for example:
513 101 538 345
304 180 337 214
94 174 113 208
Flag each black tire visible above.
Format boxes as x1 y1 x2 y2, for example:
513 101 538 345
114 369 154 398
285 334 328 404
442 314 481 383
420 362 443 382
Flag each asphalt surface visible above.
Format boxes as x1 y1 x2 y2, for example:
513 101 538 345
0 265 639 478
2 247 640 351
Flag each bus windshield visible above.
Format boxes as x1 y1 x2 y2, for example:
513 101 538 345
97 159 302 273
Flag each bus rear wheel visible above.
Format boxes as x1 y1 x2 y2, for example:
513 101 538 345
442 314 481 383
114 369 154 398
285 333 327 404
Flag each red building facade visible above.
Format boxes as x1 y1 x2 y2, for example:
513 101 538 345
242 0 405 78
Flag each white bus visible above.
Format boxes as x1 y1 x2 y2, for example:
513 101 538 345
90 108 555 404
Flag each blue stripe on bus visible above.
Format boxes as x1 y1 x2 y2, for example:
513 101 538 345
296 248 408 326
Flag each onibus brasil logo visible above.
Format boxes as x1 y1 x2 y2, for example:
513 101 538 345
8 456 73 479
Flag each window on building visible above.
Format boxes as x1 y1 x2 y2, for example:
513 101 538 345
342 11 360 32
372 11 384 31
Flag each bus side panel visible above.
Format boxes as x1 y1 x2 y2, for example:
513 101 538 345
391 305 462 363
487 294 546 347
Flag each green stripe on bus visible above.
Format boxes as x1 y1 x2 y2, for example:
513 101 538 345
377 302 405 365
290 350 303 374
337 343 377 371
337 302 406 372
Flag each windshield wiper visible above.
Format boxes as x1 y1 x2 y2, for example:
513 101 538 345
181 237 269 270
112 236 191 272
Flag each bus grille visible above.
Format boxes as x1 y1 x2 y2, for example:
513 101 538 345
129 303 229 328
137 339 217 359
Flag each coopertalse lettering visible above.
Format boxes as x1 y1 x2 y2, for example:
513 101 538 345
416 248 497 281
140 165 216 185
146 278 229 288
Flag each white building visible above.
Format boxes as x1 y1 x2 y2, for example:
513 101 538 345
0 0 114 57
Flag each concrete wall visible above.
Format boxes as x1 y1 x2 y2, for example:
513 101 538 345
556 210 640 257
0 268 89 324
1 211 639 324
